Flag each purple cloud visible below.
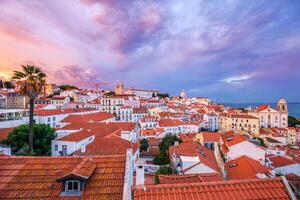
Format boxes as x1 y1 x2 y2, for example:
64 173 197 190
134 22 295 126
0 0 299 102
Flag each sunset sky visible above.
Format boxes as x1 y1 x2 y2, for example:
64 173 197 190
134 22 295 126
0 0 300 102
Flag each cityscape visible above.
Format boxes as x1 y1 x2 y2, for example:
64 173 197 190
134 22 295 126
0 1 300 200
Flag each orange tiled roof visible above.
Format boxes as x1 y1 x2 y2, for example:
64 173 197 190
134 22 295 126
57 129 94 142
228 113 258 119
201 132 222 142
269 156 296 168
133 178 290 200
60 111 114 123
257 104 270 112
225 155 270 180
158 119 183 127
37 108 97 116
0 155 126 199
169 141 219 172
158 173 223 184
0 127 13 141
74 134 139 156
57 158 96 181
221 132 246 147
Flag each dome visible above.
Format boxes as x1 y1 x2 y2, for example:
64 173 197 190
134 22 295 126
179 90 187 99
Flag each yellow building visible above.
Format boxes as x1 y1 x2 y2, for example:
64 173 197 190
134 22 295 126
115 82 124 95
219 113 259 136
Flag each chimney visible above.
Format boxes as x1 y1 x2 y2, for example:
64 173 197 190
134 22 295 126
136 160 145 186
81 145 86 153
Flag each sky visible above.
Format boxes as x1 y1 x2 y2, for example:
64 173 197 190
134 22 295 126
0 0 300 103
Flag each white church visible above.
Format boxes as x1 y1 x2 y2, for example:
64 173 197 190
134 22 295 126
249 99 288 128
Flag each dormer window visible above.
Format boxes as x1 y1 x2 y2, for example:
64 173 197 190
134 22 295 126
66 180 81 192
56 158 96 197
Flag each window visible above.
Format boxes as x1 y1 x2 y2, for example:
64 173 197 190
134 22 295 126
53 117 56 121
48 117 51 122
65 180 80 192
55 145 58 151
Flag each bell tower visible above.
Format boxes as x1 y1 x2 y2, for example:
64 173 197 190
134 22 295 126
115 81 124 95
277 98 288 113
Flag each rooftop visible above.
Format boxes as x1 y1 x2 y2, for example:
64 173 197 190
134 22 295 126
134 178 291 200
225 155 270 180
0 155 126 199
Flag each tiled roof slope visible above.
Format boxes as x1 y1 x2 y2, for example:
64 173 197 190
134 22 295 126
225 156 270 180
0 128 13 141
57 129 94 142
37 108 97 116
0 155 126 199
74 134 139 155
134 178 291 200
60 112 114 123
159 173 223 184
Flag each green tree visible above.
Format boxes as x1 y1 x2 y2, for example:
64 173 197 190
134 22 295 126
12 65 47 153
153 151 169 165
106 91 115 96
288 115 300 127
58 84 78 91
159 134 182 153
139 138 149 152
4 124 56 156
157 93 169 98
153 134 182 165
154 166 175 184
0 80 14 89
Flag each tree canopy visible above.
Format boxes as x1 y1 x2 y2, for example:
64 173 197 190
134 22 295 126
0 80 14 89
139 138 149 152
153 134 182 165
157 93 169 98
58 84 78 91
154 166 175 184
12 65 46 99
3 124 56 156
288 115 300 127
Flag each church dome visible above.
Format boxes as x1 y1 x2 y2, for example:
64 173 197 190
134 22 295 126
179 90 187 99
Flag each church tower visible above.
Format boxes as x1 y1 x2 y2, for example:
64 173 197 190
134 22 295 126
115 81 124 95
277 98 288 113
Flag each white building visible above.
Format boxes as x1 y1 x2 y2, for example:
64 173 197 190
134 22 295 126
139 116 159 129
169 141 219 174
201 113 218 131
220 132 266 164
268 156 300 176
126 88 159 99
249 99 288 128
50 96 70 109
100 95 128 116
37 108 99 128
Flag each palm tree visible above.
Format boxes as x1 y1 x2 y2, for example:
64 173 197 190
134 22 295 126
12 65 46 153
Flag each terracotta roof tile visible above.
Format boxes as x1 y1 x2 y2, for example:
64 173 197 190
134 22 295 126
133 178 290 200
269 156 296 168
201 132 222 142
57 129 94 142
37 108 97 116
159 173 223 184
60 112 114 123
0 128 13 141
0 155 126 199
225 156 271 180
